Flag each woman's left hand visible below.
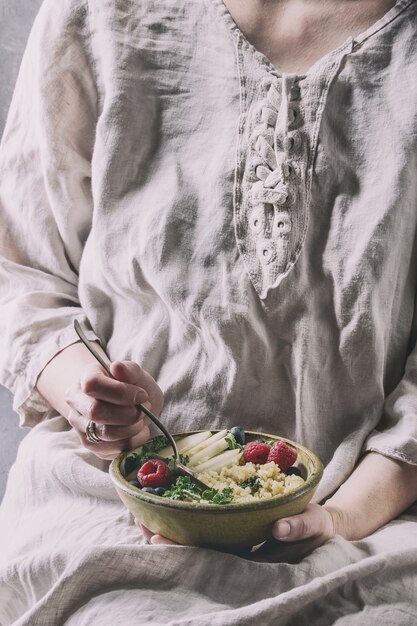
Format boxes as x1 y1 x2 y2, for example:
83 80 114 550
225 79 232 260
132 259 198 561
135 503 344 561
246 503 342 562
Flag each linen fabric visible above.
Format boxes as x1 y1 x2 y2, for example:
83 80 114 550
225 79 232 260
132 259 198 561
0 417 417 625
0 0 417 623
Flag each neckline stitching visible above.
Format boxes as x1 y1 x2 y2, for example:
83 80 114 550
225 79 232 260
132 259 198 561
208 0 415 77
352 0 415 47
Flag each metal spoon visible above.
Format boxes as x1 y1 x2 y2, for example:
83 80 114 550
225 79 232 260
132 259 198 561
74 320 209 490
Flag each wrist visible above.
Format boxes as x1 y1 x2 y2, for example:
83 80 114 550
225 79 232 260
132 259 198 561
321 454 417 542
37 340 108 420
322 503 351 540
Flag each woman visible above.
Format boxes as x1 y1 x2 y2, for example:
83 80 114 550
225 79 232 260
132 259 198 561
1 0 416 623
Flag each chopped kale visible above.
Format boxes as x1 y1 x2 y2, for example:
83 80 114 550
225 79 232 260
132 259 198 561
124 452 144 476
167 459 178 474
147 436 170 452
163 476 235 505
123 437 170 476
225 433 243 451
201 487 234 505
163 476 202 501
240 476 261 494
124 451 157 476
179 454 190 466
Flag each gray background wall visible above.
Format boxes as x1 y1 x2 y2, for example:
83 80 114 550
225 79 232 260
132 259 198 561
0 0 43 501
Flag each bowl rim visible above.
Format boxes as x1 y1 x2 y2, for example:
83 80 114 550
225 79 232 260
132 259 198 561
109 430 324 513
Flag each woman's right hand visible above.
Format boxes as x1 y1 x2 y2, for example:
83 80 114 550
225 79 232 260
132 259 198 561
65 360 164 460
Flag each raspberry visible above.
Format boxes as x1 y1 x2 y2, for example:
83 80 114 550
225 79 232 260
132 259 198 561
137 459 172 488
243 441 271 465
267 441 297 472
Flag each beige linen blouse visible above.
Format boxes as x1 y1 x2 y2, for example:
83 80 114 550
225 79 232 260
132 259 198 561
1 0 416 502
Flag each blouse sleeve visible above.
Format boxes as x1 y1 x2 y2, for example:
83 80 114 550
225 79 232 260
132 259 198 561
362 318 417 466
0 0 100 427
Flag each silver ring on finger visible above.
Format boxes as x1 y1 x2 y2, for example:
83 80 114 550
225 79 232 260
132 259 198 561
85 419 103 444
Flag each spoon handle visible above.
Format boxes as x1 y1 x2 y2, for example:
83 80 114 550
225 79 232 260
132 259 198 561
73 320 180 457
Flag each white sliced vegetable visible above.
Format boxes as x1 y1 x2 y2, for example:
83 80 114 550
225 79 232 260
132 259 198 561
193 449 242 473
158 430 212 459
178 430 213 453
186 429 228 458
188 437 229 466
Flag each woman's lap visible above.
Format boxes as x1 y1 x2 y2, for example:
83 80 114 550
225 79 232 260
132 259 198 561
1 417 416 626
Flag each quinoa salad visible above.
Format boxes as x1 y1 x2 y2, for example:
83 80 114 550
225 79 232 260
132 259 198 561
197 462 304 504
122 428 306 505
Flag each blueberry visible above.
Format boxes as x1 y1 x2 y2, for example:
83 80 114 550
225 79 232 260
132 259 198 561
141 487 158 495
254 438 266 444
230 426 246 445
129 480 141 488
154 487 166 496
285 467 302 477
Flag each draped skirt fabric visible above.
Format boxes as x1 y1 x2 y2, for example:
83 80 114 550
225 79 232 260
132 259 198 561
0 417 416 626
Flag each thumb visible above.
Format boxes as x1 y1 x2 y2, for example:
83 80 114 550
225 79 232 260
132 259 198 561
272 504 333 542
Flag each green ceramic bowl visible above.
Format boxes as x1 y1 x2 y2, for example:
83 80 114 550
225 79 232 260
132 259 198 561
109 430 323 552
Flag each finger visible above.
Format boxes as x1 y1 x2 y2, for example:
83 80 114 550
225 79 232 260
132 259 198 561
80 373 149 407
150 534 178 546
134 521 178 545
135 520 154 543
127 424 151 450
247 535 326 564
66 390 141 425
110 361 147 386
93 417 149 442
110 361 164 416
272 504 332 542
68 408 149 451
72 426 129 458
